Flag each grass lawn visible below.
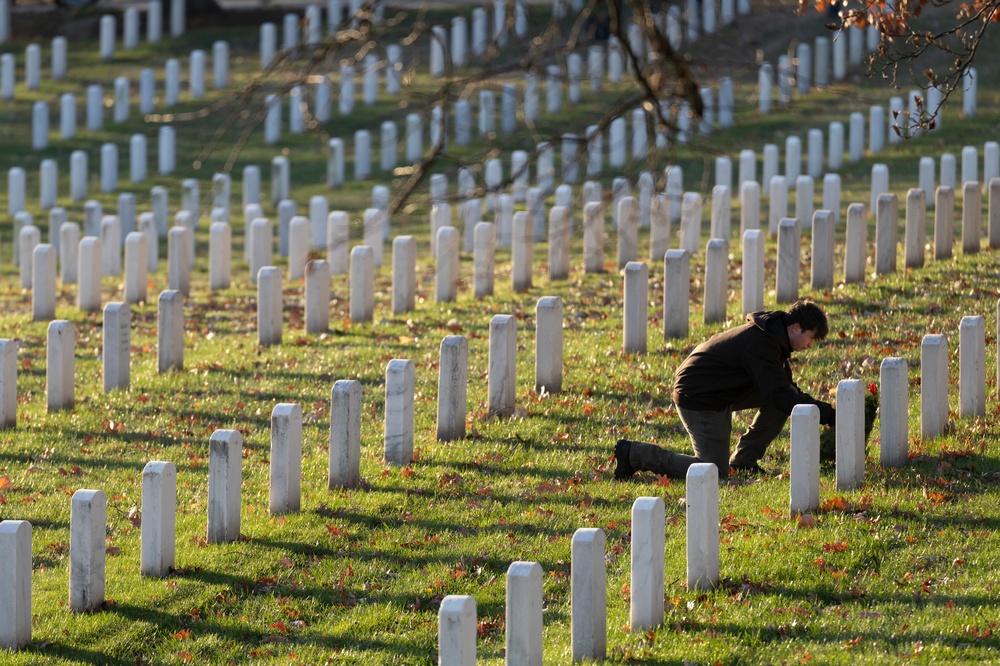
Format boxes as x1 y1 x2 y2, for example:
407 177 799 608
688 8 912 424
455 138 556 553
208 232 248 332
1 1 1000 663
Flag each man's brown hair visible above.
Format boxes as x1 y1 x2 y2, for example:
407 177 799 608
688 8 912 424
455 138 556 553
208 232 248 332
786 299 829 340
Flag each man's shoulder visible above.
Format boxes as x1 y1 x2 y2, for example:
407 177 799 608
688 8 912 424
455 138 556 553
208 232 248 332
700 320 773 353
727 319 775 341
723 319 785 356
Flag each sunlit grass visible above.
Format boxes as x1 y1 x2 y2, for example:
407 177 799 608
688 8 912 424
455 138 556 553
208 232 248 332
0 2 999 664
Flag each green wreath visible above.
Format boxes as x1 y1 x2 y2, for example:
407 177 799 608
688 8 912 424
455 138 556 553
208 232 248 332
819 383 880 465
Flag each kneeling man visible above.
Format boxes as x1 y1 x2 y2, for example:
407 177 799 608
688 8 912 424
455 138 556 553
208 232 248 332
615 299 836 479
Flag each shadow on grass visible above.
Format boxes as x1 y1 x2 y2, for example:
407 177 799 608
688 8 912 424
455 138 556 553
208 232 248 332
163 562 479 658
201 535 562 631
23 518 70 531
689 609 990 653
0 450 37 466
18 642 137 666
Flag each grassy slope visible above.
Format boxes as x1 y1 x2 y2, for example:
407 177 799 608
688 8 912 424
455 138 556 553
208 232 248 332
0 2 999 664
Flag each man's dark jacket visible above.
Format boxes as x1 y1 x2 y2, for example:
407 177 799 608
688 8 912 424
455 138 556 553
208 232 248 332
671 310 835 424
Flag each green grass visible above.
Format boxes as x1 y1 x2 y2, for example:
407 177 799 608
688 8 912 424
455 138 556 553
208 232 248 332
1 2 1000 664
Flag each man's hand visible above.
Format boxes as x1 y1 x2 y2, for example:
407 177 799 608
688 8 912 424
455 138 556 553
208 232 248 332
818 402 836 427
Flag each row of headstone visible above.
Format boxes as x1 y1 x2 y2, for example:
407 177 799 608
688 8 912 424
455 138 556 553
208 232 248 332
259 7 382 72
259 8 760 172
0 404 316 635
434 460 720 663
14 163 1000 335
21 51 224 144
791 315 986 510
9 158 251 269
324 103 678 186
3 285 567 444
313 135 996 263
2 0 395 92
423 0 743 82
4 316 988 654
6 27 993 293
734 127 863 198
6 157 709 274
7 0 731 156
314 120 999 242
0 462 700 655
15 212 203 306
7 131 177 229
253 258 563 413
7 24 980 258
748 160 1000 247
2 39 68 98
35 452 701 659
54 183 940 320
281 322 920 650
96 1 203 56
759 20 886 113
752 80 981 197
618 177 1000 345
7 0 968 239
25 208 984 412
255 1 731 148
37 295 161 392
300 3 733 145
0 297 551 641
